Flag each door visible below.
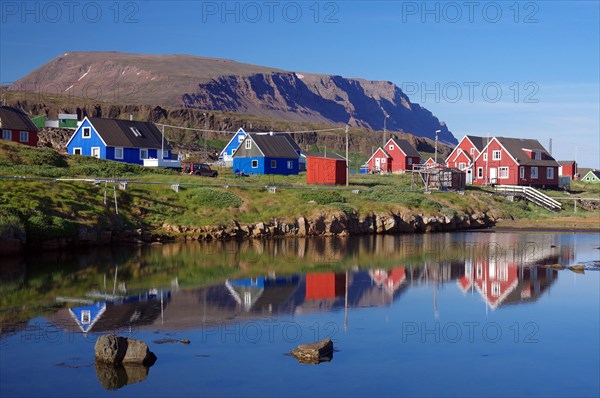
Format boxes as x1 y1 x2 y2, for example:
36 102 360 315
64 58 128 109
91 147 100 159
375 158 381 171
466 169 473 184
489 168 497 185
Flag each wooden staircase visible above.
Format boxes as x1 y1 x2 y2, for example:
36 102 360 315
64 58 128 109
494 185 562 212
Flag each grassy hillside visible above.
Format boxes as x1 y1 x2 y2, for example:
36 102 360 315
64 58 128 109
1 141 598 244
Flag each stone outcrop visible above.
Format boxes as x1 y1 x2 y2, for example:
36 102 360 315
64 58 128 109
291 338 334 364
94 334 157 366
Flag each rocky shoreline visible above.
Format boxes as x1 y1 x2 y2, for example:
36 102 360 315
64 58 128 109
0 211 496 256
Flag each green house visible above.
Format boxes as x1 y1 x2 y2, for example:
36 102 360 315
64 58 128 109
31 115 46 129
581 170 600 183
58 114 79 129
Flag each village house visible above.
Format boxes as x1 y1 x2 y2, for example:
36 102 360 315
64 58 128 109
0 105 40 147
366 137 420 173
445 135 487 184
558 160 577 179
219 128 247 165
580 170 600 183
232 132 300 175
66 117 173 165
471 137 559 188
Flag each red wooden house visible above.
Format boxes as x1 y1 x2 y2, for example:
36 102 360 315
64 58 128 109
423 157 437 167
306 152 347 185
305 273 346 300
0 106 39 147
558 160 577 179
366 138 420 173
445 135 487 184
366 147 392 173
472 137 559 188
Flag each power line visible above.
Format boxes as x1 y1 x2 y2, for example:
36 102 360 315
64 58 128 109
155 123 345 135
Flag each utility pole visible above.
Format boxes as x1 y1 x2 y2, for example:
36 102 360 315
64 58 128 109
203 113 207 160
383 113 390 146
434 129 441 164
161 125 165 160
345 124 349 187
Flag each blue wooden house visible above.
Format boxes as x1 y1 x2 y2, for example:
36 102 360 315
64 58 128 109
66 117 173 165
219 128 247 165
232 133 300 175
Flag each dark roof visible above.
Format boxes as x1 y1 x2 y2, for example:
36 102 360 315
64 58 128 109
558 160 576 165
495 137 559 167
390 138 420 157
275 133 302 153
306 151 346 161
250 133 299 158
88 118 171 150
585 170 600 179
0 106 39 132
465 135 487 151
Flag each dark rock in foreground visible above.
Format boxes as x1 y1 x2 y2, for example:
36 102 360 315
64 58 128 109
291 338 334 364
94 334 157 366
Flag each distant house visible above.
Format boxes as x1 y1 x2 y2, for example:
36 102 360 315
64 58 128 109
232 133 300 175
66 117 173 165
0 106 39 147
423 157 437 167
581 170 600 183
384 137 421 172
366 147 392 173
445 135 487 184
472 137 559 188
306 152 347 185
57 114 79 129
219 128 248 165
558 160 577 179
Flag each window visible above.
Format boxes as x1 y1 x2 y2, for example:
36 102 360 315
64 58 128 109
492 150 501 160
459 162 466 170
238 135 245 143
520 166 525 179
476 264 482 279
91 147 100 159
491 282 500 297
245 140 251 149
81 310 91 324
483 153 488 161
499 167 509 179
140 148 148 160
389 145 394 151
287 160 293 169
535 151 541 160
19 131 28 142
477 167 483 178
251 160 258 168
163 150 169 159
271 160 277 168
470 148 475 155
114 147 124 160
531 166 538 179
546 167 554 179
130 127 142 137
381 158 386 164
407 158 412 165
82 127 91 138
2 130 11 141
73 148 82 155
499 264 508 281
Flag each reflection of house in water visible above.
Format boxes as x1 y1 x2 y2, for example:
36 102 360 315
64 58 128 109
51 290 170 333
458 259 558 310
225 275 301 313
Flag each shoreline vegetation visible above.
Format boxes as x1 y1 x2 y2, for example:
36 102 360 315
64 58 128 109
1 141 599 255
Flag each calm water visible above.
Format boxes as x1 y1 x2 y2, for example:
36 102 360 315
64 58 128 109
1 232 599 398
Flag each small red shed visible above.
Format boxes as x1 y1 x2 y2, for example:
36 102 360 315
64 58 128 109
305 273 346 300
306 152 347 185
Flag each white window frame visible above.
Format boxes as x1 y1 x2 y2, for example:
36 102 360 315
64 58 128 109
245 140 251 150
407 158 413 165
389 144 394 151
2 130 11 141
271 160 277 168
287 160 293 169
499 167 509 179
470 148 475 155
73 148 82 155
238 135 245 143
458 162 466 171
82 127 91 138
535 151 541 160
162 150 169 159
477 167 483 178
114 147 124 160
531 166 538 179
520 166 525 179
381 158 386 164
19 131 29 142
491 282 500 297
251 160 258 168
483 153 488 161
492 150 501 160
546 167 554 179
91 147 101 159
140 148 148 160
81 310 91 324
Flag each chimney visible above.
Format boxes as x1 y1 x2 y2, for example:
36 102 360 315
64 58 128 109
129 114 133 121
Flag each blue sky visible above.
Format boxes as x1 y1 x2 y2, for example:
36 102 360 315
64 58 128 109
1 1 598 167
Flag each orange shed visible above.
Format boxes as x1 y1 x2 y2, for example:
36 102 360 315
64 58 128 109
306 152 347 185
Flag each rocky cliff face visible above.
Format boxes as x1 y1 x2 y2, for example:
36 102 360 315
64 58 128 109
11 52 456 144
